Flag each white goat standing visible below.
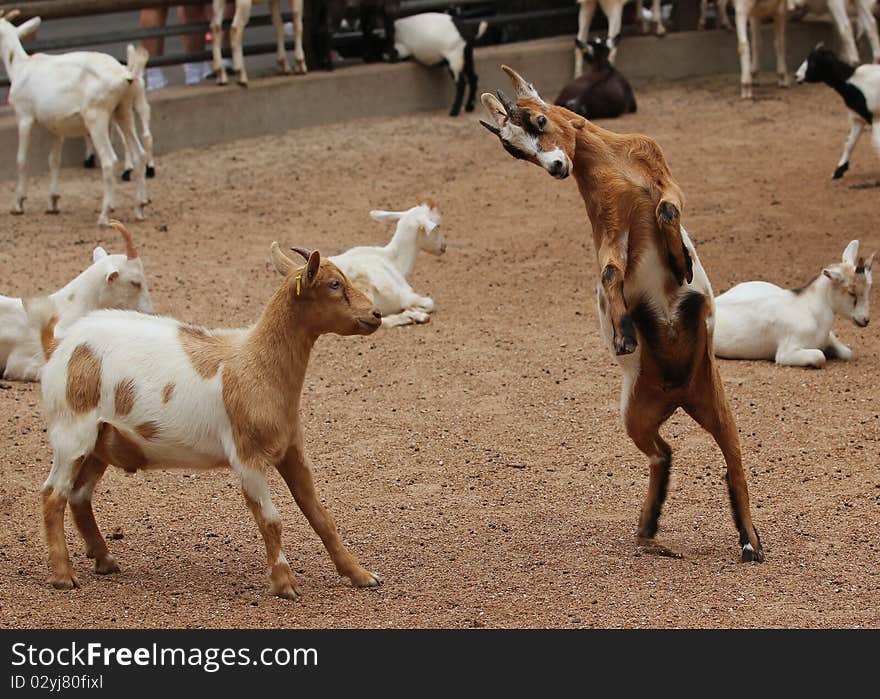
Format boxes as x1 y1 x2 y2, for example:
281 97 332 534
714 240 873 367
0 11 148 226
726 0 791 99
330 201 446 328
574 0 667 77
792 0 880 64
210 0 306 86
84 44 155 182
0 222 153 382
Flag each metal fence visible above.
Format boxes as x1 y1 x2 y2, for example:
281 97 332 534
0 1 697 89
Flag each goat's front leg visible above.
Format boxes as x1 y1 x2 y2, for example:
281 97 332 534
775 345 826 368
277 441 381 588
12 116 33 214
269 0 291 74
828 0 860 65
824 331 852 361
46 134 63 214
598 233 636 355
735 7 752 98
574 1 596 78
606 3 624 63
290 0 307 73
211 0 229 85
230 0 253 85
773 5 789 87
834 118 864 179
84 111 117 227
235 461 301 599
650 0 666 36
115 103 148 220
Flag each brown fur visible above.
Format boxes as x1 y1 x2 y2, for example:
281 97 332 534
114 379 136 417
66 344 101 413
178 324 237 379
40 314 60 361
93 422 147 473
161 382 175 404
135 421 160 440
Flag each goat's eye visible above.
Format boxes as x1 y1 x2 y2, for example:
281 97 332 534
329 279 341 290
536 115 547 131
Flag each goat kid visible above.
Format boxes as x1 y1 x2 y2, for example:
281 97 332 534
715 240 873 367
796 43 880 178
574 0 666 77
210 0 306 86
330 200 445 327
32 244 382 596
84 44 156 182
556 35 637 119
315 1 400 70
1 221 152 382
393 13 488 117
479 66 764 562
1 12 148 226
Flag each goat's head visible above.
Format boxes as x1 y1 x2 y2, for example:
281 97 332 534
479 65 584 180
371 199 446 255
92 221 153 314
822 239 873 327
0 10 41 49
270 243 381 336
575 35 617 67
795 43 840 83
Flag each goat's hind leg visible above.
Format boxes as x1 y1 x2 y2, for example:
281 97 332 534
230 0 253 86
12 116 33 214
114 103 148 220
70 455 120 574
684 363 763 562
46 134 63 214
598 233 636 355
824 331 852 361
84 111 117 226
270 0 292 74
210 0 229 85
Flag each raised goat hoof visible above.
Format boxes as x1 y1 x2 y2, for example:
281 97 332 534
94 555 121 575
49 573 79 590
614 335 637 356
832 163 849 179
121 169 132 182
145 165 155 179
658 201 678 224
83 155 96 169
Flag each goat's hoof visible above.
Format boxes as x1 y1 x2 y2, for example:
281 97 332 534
293 60 307 75
740 84 753 100
656 26 667 37
778 74 790 88
465 103 475 113
95 555 121 575
613 334 637 356
121 169 132 182
349 568 382 588
45 208 60 215
83 155 96 169
49 572 79 590
741 541 764 563
449 108 461 117
832 163 849 179
236 77 249 88
216 74 228 86
11 198 25 215
145 165 155 179
272 581 302 600
97 217 111 227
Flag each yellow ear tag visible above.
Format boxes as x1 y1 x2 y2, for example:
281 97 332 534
419 224 426 233
295 273 302 296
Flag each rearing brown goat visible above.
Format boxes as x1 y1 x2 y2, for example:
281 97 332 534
479 66 763 562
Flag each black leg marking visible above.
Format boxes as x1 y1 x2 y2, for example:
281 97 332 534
83 154 96 169
145 165 155 179
832 162 849 179
121 169 132 182
615 313 638 355
450 74 466 117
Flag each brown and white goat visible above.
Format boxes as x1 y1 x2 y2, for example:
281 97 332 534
479 66 764 562
32 244 383 597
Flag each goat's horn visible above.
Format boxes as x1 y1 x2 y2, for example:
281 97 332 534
479 119 502 136
109 219 138 259
290 246 311 261
5 9 20 20
501 64 540 100
495 89 516 115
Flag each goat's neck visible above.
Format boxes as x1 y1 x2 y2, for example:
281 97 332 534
822 59 857 97
797 273 836 331
49 267 103 330
570 124 617 218
1 35 28 84
384 221 420 278
244 285 316 413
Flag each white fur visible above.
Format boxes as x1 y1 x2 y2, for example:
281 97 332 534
330 203 445 328
574 0 666 76
789 0 880 64
210 0 306 86
0 15 149 226
0 246 152 382
714 240 873 367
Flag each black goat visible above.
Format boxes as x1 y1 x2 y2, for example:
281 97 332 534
315 0 400 70
555 36 637 120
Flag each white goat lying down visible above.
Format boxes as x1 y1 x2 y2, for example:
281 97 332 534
330 200 446 328
0 11 149 226
0 222 153 382
714 240 873 367
32 245 381 596
84 44 156 182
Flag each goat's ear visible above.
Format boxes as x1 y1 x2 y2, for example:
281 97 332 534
480 93 508 128
370 209 404 223
16 16 41 39
823 267 845 284
269 241 296 276
92 246 108 262
842 239 860 266
105 268 120 284
305 250 321 286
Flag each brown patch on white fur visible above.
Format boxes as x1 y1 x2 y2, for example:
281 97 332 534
135 421 160 440
178 324 237 379
114 379 136 416
40 315 60 361
161 382 175 404
94 423 146 473
66 344 102 413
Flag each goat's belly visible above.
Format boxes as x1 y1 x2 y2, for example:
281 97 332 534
713 304 779 359
38 112 87 138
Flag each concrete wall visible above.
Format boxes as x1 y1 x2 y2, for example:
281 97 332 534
0 23 835 182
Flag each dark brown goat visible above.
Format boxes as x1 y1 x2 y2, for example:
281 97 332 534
555 37 636 120
315 0 400 70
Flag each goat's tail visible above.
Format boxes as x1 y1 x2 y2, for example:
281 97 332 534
454 17 489 44
22 296 59 361
475 20 488 41
126 43 149 82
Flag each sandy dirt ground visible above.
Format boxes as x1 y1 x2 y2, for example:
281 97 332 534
0 74 877 629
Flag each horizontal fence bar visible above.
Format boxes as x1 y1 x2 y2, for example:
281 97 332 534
0 0 209 20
